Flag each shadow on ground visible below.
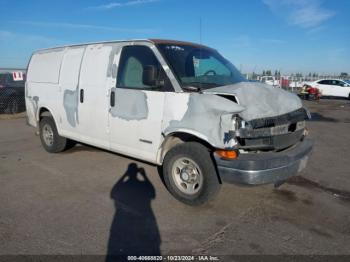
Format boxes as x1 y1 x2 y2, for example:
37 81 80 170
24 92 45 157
106 163 161 260
309 112 339 122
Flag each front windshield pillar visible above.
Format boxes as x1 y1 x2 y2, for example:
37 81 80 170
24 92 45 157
149 44 183 92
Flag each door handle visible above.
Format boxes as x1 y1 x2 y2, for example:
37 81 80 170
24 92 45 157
110 90 115 107
80 89 84 103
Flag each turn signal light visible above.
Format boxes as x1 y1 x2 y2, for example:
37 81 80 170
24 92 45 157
215 150 238 160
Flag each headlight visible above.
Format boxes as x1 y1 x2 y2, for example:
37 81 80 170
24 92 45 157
232 115 244 130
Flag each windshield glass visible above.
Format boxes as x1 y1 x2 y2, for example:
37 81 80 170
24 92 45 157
156 43 247 89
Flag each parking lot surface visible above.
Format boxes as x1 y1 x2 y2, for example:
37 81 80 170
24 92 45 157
0 99 350 256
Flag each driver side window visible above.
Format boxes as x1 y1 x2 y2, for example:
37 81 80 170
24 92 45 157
117 45 173 91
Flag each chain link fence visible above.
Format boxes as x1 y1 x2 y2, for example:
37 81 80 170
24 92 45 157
0 92 26 114
0 71 26 115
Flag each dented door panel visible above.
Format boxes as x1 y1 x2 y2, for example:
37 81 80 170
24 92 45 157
109 89 165 162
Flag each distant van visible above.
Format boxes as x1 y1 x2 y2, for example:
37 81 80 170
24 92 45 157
26 39 312 205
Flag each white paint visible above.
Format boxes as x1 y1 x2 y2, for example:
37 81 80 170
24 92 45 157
311 79 350 98
58 46 85 138
77 44 112 148
162 92 189 130
109 90 165 162
26 40 240 165
26 39 306 167
27 49 65 83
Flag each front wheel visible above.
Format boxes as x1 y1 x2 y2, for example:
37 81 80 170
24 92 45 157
162 142 221 206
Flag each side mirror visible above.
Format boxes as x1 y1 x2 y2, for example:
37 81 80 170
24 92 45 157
143 65 159 87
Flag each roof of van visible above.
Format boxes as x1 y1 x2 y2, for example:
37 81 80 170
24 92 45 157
34 39 213 53
149 39 214 50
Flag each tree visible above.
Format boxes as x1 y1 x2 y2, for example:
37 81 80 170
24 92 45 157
340 72 348 78
252 72 257 80
262 70 266 76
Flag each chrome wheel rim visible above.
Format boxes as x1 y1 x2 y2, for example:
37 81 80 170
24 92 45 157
42 124 54 146
171 157 203 195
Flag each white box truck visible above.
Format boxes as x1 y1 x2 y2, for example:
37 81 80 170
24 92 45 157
26 39 312 205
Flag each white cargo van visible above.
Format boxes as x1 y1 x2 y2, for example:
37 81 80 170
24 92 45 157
26 39 312 205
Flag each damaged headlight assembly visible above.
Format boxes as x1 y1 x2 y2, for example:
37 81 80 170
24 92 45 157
232 114 245 130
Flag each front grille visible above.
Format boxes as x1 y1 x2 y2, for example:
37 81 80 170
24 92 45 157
247 108 308 129
238 129 304 151
236 108 308 151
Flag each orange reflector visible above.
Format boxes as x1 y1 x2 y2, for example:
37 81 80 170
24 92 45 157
215 150 238 159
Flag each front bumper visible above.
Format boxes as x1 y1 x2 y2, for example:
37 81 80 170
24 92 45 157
215 138 313 185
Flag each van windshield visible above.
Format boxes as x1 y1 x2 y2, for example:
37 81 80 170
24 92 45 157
156 43 247 90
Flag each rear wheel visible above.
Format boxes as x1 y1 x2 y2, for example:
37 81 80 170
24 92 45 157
39 117 73 153
162 142 221 206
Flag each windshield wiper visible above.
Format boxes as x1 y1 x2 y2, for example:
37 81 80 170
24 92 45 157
182 85 201 92
184 81 219 89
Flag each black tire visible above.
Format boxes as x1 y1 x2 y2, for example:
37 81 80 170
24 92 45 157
39 117 71 153
162 142 221 206
65 139 77 150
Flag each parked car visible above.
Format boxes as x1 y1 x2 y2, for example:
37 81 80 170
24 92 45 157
26 39 312 205
305 79 350 99
0 72 26 113
260 76 280 87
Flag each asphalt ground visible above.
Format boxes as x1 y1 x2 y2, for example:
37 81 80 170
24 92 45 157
0 99 349 258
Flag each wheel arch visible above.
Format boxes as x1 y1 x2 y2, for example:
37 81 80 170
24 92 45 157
37 106 60 131
39 107 52 120
157 131 215 164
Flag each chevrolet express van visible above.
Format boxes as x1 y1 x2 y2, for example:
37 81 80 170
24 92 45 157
26 39 313 205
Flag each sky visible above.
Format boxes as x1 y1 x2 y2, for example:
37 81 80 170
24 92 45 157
0 0 349 74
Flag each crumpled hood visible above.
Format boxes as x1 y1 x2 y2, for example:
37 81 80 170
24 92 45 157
202 81 303 121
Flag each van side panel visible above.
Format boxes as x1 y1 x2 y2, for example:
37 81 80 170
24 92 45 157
58 46 86 139
27 49 64 84
76 44 112 148
26 49 65 127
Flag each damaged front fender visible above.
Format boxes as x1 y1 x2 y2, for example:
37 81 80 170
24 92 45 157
163 93 245 149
